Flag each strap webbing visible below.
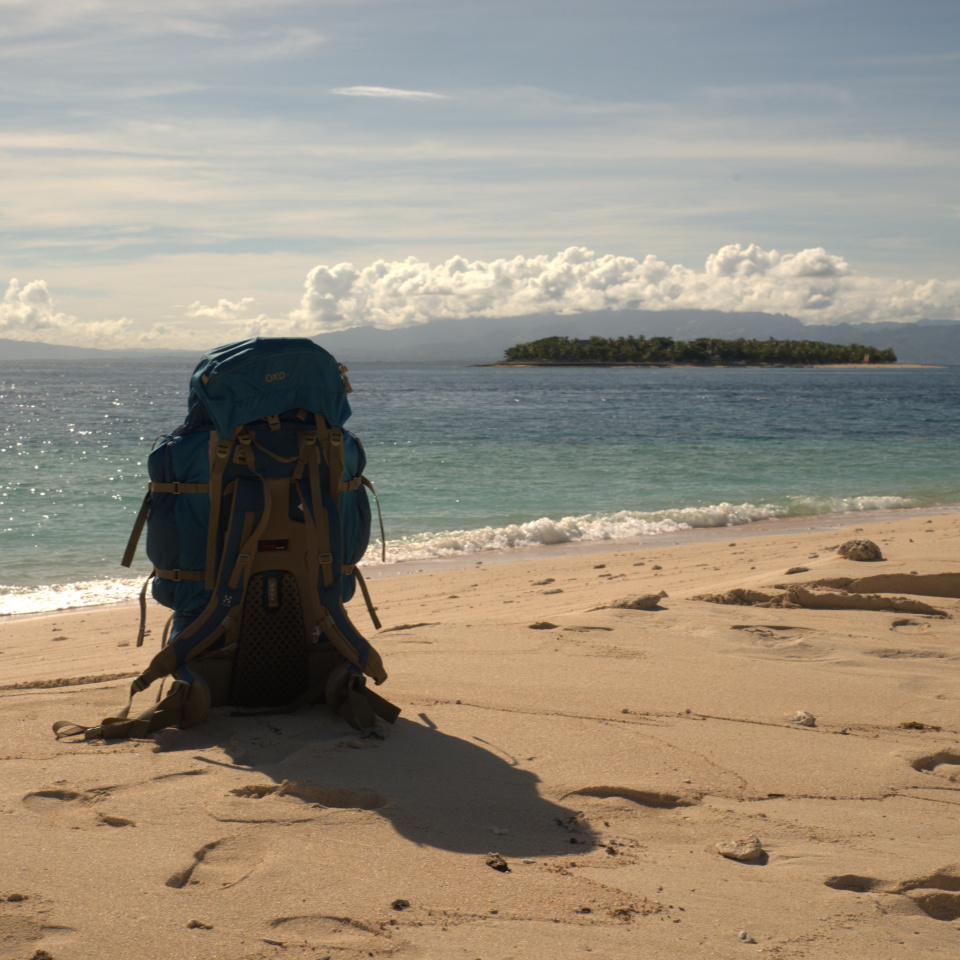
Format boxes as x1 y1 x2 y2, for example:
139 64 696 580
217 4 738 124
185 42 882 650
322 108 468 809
135 571 155 647
343 565 381 630
153 568 206 582
205 431 236 590
315 414 345 510
305 443 334 588
148 482 210 494
120 490 151 568
362 477 387 562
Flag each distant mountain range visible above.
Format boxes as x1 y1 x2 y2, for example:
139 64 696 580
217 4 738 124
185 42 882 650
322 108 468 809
310 310 960 365
3 311 960 364
0 340 196 362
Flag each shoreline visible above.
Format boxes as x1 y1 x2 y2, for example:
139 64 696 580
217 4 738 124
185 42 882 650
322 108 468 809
3 501 957 620
486 360 947 369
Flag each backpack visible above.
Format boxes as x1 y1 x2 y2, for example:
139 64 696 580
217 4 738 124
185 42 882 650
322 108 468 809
54 337 398 741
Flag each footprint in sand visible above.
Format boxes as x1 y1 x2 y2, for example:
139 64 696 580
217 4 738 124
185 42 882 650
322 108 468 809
21 787 135 830
231 781 390 809
826 867 960 921
214 781 391 825
908 750 960 783
21 772 205 828
729 624 824 660
267 915 389 952
866 648 948 660
165 835 266 890
0 896 74 957
562 786 699 809
890 618 932 634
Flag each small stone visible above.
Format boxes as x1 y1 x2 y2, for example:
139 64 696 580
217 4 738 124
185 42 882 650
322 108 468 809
533 578 555 586
391 899 410 911
785 566 809 575
528 621 558 630
837 539 883 562
608 591 668 610
651 564 663 570
716 837 764 861
738 930 756 943
790 710 816 727
186 919 213 930
486 853 511 872
594 564 606 569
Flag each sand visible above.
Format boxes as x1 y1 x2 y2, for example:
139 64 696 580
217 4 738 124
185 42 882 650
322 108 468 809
1 511 959 959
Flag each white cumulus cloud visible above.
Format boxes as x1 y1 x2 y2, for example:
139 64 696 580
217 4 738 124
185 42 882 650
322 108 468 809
186 296 261 321
0 278 131 346
285 245 960 332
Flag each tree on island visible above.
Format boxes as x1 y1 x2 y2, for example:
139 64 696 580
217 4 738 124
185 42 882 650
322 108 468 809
502 335 897 365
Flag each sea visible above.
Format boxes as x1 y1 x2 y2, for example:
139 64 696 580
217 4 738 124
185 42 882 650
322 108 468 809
1 360 958 617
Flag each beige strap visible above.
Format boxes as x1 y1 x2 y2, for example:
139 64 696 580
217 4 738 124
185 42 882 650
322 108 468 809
343 565 381 631
135 571 155 647
314 414 345 510
361 477 387 562
205 431 236 590
121 490 152 568
153 568 206 582
305 443 334 588
292 430 318 481
316 608 364 674
148 481 210 494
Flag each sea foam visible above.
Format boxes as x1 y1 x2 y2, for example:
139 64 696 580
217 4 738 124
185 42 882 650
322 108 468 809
0 494 918 616
369 494 915 564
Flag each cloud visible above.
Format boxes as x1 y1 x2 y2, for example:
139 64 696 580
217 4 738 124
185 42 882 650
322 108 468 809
0 277 131 346
332 85 449 100
186 296 261 321
287 245 960 331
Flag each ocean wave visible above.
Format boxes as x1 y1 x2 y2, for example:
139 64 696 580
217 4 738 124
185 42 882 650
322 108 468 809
0 577 145 618
370 494 918 564
0 494 920 615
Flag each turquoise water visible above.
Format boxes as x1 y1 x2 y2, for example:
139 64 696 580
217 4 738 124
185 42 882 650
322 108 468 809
1 360 958 614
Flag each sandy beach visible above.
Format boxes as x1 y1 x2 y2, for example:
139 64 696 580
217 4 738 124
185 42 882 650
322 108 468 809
2 510 959 959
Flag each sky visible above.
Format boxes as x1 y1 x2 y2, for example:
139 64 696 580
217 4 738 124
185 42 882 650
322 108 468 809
1 0 959 349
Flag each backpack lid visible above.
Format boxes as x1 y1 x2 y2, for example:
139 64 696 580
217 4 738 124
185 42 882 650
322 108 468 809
188 337 352 436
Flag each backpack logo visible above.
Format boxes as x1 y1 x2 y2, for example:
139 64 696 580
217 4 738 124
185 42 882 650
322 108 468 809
265 371 286 383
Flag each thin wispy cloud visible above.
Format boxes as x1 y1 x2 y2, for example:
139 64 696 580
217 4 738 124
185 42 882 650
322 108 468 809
332 86 449 100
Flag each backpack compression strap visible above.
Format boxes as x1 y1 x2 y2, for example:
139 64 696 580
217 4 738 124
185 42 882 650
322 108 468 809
53 475 272 740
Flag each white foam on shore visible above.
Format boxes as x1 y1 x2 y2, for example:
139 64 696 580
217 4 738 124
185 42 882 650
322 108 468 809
0 576 147 618
0 494 918 616
370 495 915 564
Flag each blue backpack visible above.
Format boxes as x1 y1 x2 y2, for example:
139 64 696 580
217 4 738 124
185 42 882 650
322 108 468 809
55 337 397 740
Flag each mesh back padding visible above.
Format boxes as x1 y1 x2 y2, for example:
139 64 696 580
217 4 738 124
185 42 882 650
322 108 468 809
230 571 309 707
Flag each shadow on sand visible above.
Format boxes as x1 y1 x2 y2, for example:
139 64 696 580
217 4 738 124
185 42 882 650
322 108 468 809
153 706 597 858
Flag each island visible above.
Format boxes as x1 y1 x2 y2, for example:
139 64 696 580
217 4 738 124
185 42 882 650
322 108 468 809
497 335 897 366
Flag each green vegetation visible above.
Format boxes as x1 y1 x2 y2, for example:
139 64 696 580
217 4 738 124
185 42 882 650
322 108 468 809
503 335 897 365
